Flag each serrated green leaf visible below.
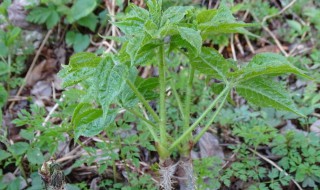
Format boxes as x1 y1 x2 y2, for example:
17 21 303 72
20 129 34 141
27 147 44 165
66 31 90 52
126 34 145 64
168 34 197 55
161 6 193 26
200 22 254 35
6 27 21 46
198 4 253 36
56 4 70 15
127 3 149 20
118 67 139 107
135 49 157 66
75 109 117 138
126 34 161 66
72 103 103 127
9 142 29 156
77 13 98 31
196 9 217 23
46 10 59 29
232 53 312 82
26 6 59 29
147 0 162 25
159 23 179 37
96 58 129 118
0 150 11 161
177 26 202 54
68 0 97 22
115 3 150 35
236 77 304 117
136 77 159 100
27 7 51 24
268 168 279 179
138 39 162 56
72 103 90 124
69 52 101 70
78 109 102 125
115 18 145 35
191 47 234 81
59 66 95 88
144 19 158 37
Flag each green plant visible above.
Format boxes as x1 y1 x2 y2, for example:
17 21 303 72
0 0 34 124
272 131 320 188
194 156 222 189
0 105 48 189
26 0 103 52
215 121 320 189
58 0 311 189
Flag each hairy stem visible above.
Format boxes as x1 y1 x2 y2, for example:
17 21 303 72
180 66 195 155
159 45 168 151
194 91 228 143
126 79 160 123
169 78 185 120
184 66 195 131
169 86 230 151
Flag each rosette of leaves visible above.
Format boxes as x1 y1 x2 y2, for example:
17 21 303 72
59 0 311 189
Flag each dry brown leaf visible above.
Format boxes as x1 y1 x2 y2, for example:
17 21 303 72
26 59 57 86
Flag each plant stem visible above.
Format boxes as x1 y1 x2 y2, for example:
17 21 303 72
179 66 195 156
169 78 185 120
183 66 195 132
158 45 167 147
126 79 160 123
194 91 228 142
126 108 159 142
169 86 230 151
18 158 27 180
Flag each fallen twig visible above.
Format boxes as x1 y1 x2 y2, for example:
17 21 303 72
252 13 288 57
9 29 53 110
252 0 298 57
42 95 64 127
230 34 237 61
248 147 303 190
244 35 255 54
262 0 297 24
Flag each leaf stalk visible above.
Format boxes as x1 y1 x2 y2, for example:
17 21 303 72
169 86 230 151
126 79 160 123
